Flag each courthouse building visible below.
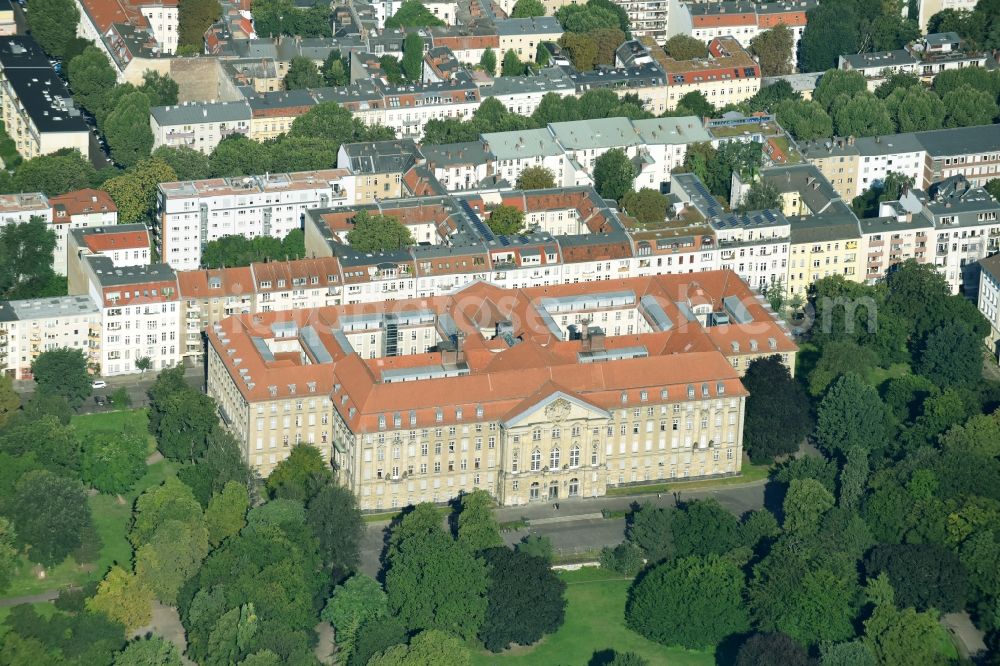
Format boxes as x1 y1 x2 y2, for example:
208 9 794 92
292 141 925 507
207 271 796 509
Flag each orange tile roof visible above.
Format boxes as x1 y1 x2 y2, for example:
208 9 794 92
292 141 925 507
82 229 149 253
208 271 796 432
50 189 117 219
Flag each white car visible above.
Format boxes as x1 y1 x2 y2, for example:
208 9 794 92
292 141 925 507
92 380 107 389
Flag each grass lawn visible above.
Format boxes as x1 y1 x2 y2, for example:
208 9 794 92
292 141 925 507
72 408 157 454
605 460 769 498
470 567 712 666
2 411 176 600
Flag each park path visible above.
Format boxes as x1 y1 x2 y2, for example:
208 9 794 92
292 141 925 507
0 589 62 608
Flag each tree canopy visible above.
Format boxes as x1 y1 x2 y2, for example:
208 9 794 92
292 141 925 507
347 210 415 252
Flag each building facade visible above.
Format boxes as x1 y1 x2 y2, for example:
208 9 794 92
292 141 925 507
206 273 796 507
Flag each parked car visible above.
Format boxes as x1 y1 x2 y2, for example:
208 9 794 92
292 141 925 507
94 395 106 406
92 379 107 389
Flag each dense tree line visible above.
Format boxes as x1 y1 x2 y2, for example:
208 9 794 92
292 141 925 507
798 0 919 72
201 229 305 268
597 260 1000 662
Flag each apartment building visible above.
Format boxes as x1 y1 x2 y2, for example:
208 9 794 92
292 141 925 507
67 224 151 295
977 253 1000 358
0 0 14 36
418 142 493 191
76 0 178 56
0 37 89 160
495 18 563 62
658 37 761 111
206 271 796 503
80 256 181 376
672 172 789 291
860 176 1000 294
0 192 50 227
155 169 353 271
666 0 815 55
337 140 417 203
838 33 992 88
50 190 120 277
150 100 252 155
915 0 978 32
801 133 927 201
750 165 864 296
918 124 1000 189
247 90 316 141
477 67 576 117
0 295 100 379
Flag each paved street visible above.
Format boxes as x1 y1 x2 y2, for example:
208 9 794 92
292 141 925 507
358 479 765 576
15 362 204 414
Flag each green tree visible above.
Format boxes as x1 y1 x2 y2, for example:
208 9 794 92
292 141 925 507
401 33 425 81
385 505 489 639
626 502 673 562
864 543 967 612
176 426 252 507
875 71 921 98
620 188 667 225
179 0 222 49
31 348 90 408
102 157 177 223
204 480 249 546
368 629 470 666
155 388 218 462
27 0 80 58
798 7 860 72
479 48 497 76
808 339 880 396
104 92 154 168
139 71 179 107
863 605 951 666
607 652 648 666
379 55 405 85
589 27 626 67
67 46 117 114
783 478 835 536
943 84 999 128
0 517 17 593
87 565 153 631
556 2 618 32
114 636 183 666
626 555 749 649
283 56 324 90
129 477 204 548
322 575 388 663
501 49 523 76
511 0 544 16
593 148 635 201
600 541 644 575
151 146 211 180
346 210 415 252
0 374 19 428
558 32 598 71
838 446 869 510
832 93 894 138
306 481 363 572
135 517 210 603
456 490 502 552
662 34 707 60
820 640 877 666
11 151 97 196
0 217 58 300
750 24 793 76
486 205 525 236
748 545 858 646
209 136 273 177
671 499 740 559
349 617 407 666
884 86 945 133
742 356 813 463
917 322 982 389
385 0 445 27
479 547 566 651
81 430 147 494
737 180 781 212
323 51 350 86
735 633 811 666
673 90 714 118
516 534 553 561
266 443 332 501
813 69 867 111
815 373 891 457
516 165 555 189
